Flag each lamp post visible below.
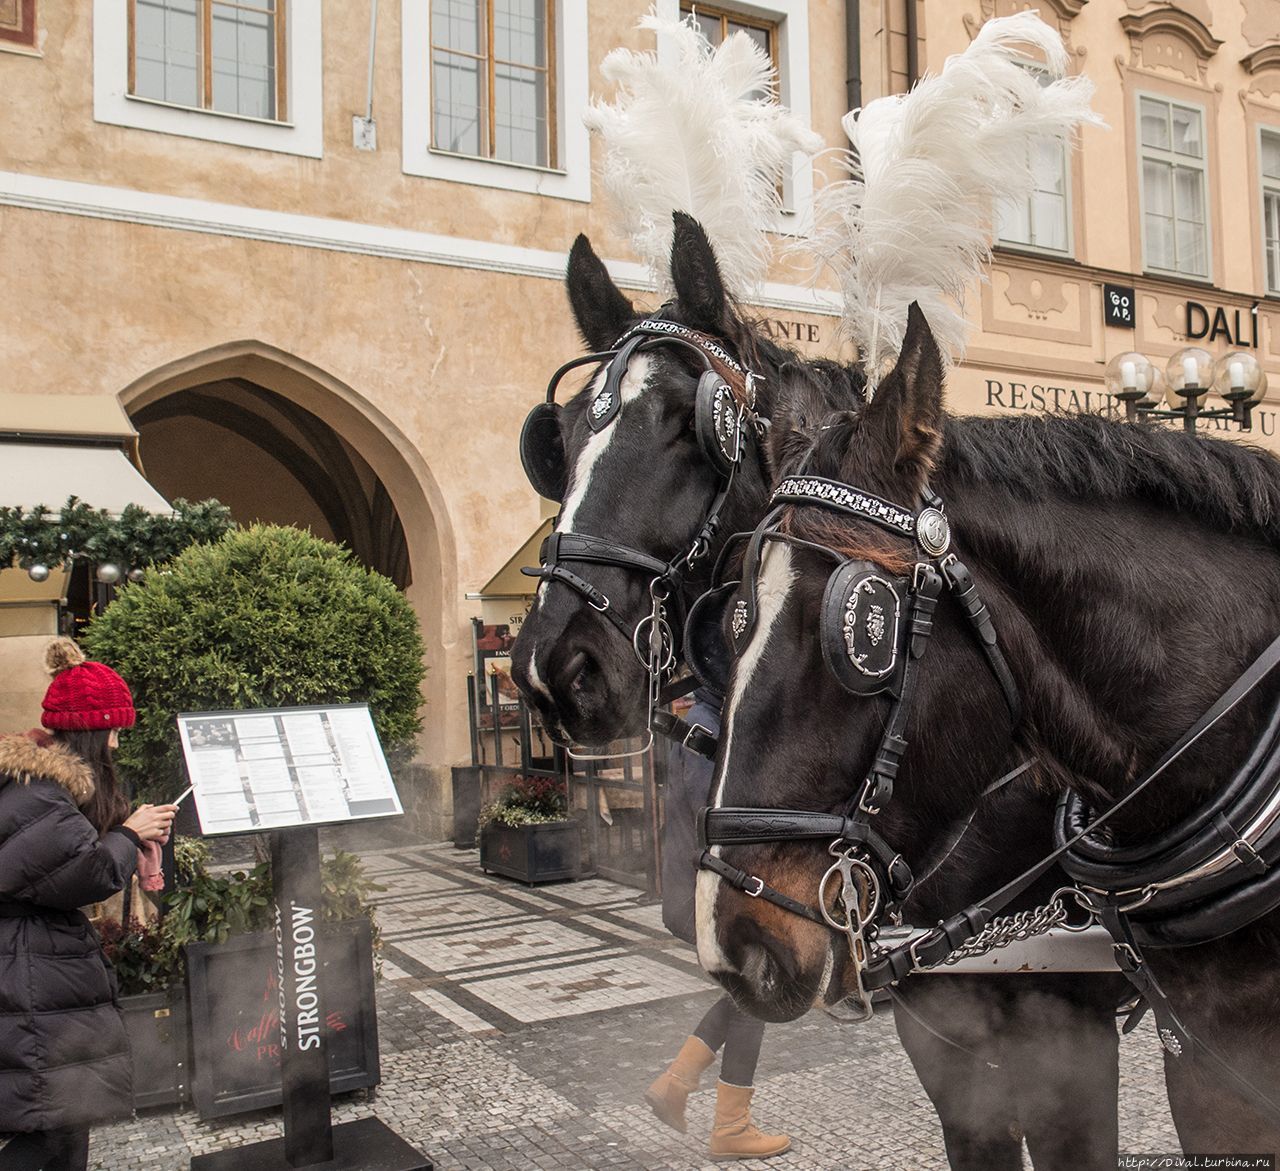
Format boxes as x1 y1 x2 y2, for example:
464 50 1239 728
1105 348 1268 433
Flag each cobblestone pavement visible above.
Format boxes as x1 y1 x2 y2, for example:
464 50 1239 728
78 842 1178 1170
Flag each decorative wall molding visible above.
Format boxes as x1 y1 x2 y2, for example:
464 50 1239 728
1242 0 1280 50
0 170 843 318
964 0 1089 60
1242 45 1280 105
1119 9 1222 84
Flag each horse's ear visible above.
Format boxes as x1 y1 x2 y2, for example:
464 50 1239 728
566 235 634 351
865 303 944 485
670 212 731 336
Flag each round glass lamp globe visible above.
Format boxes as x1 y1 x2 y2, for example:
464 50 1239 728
1166 347 1214 399
1104 352 1165 407
1211 351 1268 404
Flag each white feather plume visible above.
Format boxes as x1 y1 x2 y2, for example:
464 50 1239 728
584 11 822 299
813 11 1104 393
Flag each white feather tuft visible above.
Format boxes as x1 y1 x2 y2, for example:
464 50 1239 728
584 11 822 299
812 11 1104 393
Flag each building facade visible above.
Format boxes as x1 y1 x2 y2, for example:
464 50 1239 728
2 0 1278 832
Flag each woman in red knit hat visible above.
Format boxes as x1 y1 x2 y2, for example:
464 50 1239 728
0 639 176 1171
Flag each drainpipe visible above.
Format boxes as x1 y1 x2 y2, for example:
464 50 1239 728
905 0 919 89
845 0 862 116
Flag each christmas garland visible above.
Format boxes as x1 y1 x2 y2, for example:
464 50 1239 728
0 497 234 577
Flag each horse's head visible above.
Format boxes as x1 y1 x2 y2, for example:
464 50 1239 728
511 214 776 745
697 305 1020 1020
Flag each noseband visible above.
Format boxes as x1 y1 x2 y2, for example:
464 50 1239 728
519 317 765 753
697 472 1022 1018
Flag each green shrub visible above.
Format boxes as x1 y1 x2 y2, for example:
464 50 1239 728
85 525 425 802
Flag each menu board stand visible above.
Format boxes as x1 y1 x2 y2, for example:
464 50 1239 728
190 824 430 1171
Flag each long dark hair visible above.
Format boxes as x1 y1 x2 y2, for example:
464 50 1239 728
54 729 129 836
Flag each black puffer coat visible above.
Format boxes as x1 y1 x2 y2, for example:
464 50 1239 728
0 732 138 1132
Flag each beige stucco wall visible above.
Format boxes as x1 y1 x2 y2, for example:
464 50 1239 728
5 0 1280 834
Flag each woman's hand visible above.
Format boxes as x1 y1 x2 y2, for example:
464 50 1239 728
123 804 179 842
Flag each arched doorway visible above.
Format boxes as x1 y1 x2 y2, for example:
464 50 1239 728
132 380 410 588
117 342 463 781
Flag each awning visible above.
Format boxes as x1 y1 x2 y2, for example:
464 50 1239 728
470 518 553 600
1 443 171 515
0 393 142 465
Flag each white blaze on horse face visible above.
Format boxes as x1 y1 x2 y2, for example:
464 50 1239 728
696 543 796 975
532 355 655 612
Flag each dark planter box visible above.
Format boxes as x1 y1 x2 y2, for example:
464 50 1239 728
184 918 380 1120
120 986 189 1109
480 820 581 883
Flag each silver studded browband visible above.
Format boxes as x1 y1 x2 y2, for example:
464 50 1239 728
615 319 746 375
771 476 917 539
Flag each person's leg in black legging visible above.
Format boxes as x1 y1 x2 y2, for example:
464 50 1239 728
718 1000 765 1087
646 996 738 1133
708 1001 790 1160
691 995 736 1055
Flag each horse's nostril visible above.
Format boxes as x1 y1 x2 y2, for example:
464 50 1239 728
561 650 589 692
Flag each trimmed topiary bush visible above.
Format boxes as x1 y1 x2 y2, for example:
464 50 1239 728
85 525 426 802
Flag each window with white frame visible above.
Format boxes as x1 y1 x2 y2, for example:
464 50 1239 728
997 67 1071 255
1263 129 1280 296
130 0 286 121
94 0 322 157
430 0 554 169
681 1 778 100
1139 94 1210 279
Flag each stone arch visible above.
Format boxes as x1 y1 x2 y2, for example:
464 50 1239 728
116 339 460 766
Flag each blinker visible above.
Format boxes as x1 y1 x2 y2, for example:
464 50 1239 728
821 560 909 697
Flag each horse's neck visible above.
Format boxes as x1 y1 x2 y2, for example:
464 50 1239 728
950 482 1280 826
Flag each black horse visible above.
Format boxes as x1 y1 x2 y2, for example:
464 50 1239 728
513 217 1124 1169
699 302 1280 1155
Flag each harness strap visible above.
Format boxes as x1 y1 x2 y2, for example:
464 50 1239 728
651 709 718 759
1099 902 1280 1130
698 849 830 927
942 557 1022 725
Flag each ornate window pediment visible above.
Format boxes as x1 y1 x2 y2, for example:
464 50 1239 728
1243 45 1280 104
965 1 1089 60
1119 8 1222 85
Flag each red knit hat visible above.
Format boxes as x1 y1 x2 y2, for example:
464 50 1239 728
40 639 136 731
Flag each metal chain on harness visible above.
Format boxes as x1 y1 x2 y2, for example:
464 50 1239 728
940 896 1075 965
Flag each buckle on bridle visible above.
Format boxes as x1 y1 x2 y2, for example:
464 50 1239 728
743 875 765 898
683 722 712 749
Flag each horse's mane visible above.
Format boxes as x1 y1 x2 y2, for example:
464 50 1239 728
941 413 1280 548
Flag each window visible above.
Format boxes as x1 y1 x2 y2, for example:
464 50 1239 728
430 0 554 169
1139 95 1209 279
129 0 286 121
681 2 778 98
1263 130 1280 296
998 67 1071 255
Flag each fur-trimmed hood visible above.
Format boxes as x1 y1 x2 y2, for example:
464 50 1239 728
0 730 94 805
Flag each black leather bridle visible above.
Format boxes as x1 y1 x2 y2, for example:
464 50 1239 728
519 316 766 754
696 471 1023 1018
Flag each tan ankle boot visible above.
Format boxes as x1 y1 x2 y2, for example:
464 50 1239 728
708 1081 791 1160
644 1035 716 1133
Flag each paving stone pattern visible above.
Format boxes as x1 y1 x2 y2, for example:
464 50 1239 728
67 842 1178 1169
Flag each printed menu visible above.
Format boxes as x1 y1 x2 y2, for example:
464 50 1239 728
177 705 403 835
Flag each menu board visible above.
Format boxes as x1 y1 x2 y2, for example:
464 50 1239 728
177 705 403 836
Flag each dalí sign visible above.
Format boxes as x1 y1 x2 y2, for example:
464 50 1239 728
1185 300 1259 349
